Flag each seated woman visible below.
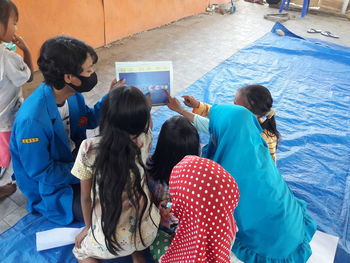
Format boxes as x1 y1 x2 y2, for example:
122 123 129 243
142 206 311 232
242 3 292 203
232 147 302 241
167 96 316 263
10 36 123 225
159 155 240 263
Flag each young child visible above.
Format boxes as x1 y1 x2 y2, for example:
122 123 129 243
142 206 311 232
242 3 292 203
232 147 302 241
0 0 33 195
146 116 200 261
71 86 160 263
159 155 240 263
147 115 200 205
182 84 280 162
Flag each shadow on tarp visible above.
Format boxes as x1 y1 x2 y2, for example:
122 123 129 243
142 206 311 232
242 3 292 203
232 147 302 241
0 23 349 263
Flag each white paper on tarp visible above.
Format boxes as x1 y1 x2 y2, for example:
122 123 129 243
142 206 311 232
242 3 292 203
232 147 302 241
307 230 339 263
36 227 84 251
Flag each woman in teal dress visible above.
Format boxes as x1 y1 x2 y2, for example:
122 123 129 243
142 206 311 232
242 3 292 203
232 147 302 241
204 104 316 263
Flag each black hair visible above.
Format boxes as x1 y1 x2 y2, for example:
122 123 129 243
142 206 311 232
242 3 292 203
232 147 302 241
147 116 200 184
92 86 152 255
37 36 98 90
239 84 280 141
0 0 18 31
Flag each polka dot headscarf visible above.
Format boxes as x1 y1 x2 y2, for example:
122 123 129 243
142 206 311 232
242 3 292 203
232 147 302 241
160 155 240 263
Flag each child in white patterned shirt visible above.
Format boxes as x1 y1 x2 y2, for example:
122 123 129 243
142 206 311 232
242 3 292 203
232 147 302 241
0 0 33 196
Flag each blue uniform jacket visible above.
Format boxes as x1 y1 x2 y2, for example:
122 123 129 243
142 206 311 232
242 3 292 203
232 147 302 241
10 83 105 225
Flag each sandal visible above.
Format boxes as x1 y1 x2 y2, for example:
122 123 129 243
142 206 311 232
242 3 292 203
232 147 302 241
321 31 339 39
307 28 322 33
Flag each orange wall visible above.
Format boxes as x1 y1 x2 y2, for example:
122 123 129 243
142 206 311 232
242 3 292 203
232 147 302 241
13 0 228 70
15 0 105 70
104 0 227 43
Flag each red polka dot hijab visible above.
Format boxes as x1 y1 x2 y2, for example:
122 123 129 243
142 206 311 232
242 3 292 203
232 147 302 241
160 155 240 263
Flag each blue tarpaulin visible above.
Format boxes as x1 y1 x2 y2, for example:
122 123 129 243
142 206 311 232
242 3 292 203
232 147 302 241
152 22 350 263
0 23 349 262
0 213 154 262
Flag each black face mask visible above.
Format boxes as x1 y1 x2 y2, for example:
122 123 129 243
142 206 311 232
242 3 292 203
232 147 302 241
67 72 98 93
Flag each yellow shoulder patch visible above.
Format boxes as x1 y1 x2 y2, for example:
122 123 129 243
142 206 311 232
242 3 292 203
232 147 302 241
22 138 40 144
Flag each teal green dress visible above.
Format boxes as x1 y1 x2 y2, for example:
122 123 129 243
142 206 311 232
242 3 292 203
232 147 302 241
204 105 316 263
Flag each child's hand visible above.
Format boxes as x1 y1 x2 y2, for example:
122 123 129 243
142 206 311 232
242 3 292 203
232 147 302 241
145 92 152 107
109 78 126 91
12 35 29 52
164 90 184 114
182 95 200 108
158 200 175 229
75 226 89 248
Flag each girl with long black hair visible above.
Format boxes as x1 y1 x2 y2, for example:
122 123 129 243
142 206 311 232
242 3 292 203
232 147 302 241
146 116 200 261
71 86 160 263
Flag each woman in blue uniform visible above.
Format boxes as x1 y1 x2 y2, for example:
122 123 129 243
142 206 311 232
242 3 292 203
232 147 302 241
10 36 122 225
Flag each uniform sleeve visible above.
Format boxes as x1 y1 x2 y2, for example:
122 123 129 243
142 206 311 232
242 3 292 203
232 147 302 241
85 94 108 129
4 50 31 87
193 114 210 134
193 102 212 117
14 119 77 185
71 140 93 180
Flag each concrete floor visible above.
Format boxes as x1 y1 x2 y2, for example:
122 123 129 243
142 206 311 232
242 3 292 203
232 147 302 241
0 1 349 234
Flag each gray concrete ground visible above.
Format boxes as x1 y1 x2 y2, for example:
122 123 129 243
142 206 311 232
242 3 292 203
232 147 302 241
0 1 349 233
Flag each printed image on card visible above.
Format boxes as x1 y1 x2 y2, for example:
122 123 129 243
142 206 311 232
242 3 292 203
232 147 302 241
115 61 173 106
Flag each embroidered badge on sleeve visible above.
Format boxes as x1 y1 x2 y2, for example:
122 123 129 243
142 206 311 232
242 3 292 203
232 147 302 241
22 138 40 143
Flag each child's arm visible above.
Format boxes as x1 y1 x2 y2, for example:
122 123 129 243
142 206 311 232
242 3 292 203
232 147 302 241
193 114 210 134
71 140 94 248
75 178 92 248
182 95 200 108
182 95 211 117
12 35 34 82
167 93 209 133
166 92 195 122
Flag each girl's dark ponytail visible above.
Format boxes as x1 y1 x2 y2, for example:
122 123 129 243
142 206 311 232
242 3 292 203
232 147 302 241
260 115 280 142
91 86 153 255
240 84 280 142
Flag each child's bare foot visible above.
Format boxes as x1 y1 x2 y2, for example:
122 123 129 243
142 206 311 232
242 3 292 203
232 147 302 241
0 182 17 199
132 251 146 263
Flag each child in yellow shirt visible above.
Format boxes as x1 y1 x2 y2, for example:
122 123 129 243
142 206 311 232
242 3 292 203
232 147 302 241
182 84 279 162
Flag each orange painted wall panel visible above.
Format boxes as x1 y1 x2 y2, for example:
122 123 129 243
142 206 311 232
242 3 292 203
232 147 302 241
104 0 229 43
104 0 207 43
14 0 105 70
12 0 229 70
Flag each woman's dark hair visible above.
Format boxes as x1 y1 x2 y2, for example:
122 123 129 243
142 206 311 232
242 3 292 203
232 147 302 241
37 36 98 90
92 86 152 255
147 116 200 184
0 0 18 31
239 84 280 141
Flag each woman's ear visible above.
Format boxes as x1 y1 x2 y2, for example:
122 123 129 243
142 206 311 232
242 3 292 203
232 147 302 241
64 73 74 84
64 74 81 86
